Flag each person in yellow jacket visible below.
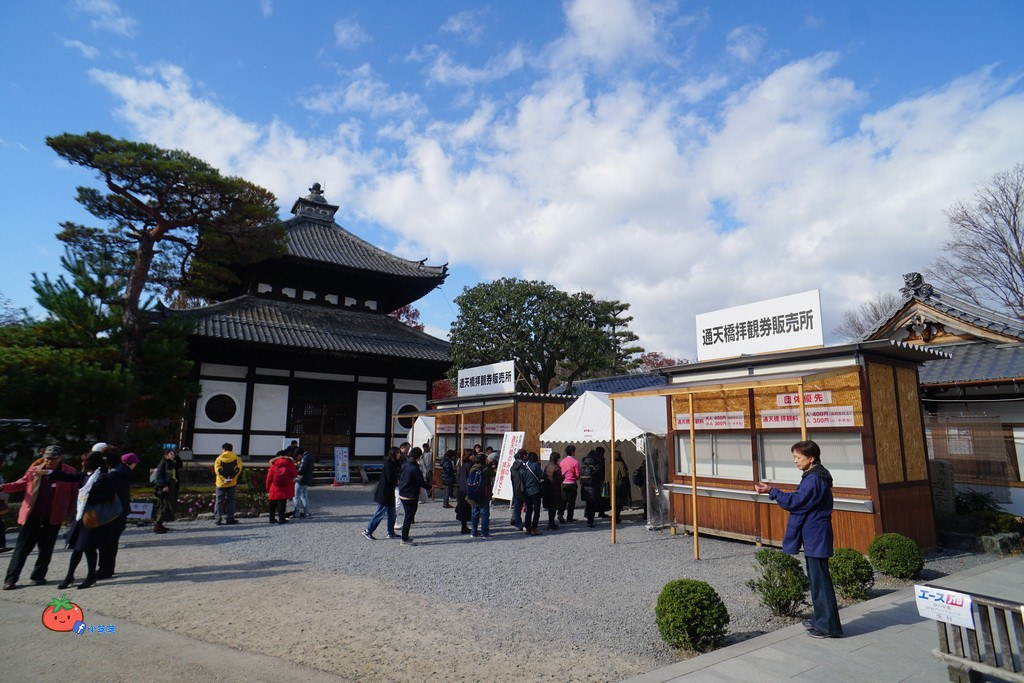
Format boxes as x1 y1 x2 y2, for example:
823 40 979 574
213 443 243 526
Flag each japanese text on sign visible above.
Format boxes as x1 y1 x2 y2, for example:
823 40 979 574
914 585 975 630
492 431 525 500
760 406 855 428
701 310 815 347
695 290 823 362
675 411 745 430
776 391 832 407
457 360 516 397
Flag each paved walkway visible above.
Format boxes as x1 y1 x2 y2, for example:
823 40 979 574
630 556 1024 682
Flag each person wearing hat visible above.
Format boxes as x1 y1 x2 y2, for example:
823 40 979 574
97 449 138 578
0 445 79 590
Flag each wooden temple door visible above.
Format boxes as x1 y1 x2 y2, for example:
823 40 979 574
288 384 355 462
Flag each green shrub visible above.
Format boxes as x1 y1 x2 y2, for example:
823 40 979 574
973 510 1023 535
954 490 1001 516
745 548 808 616
868 533 923 579
829 548 874 601
655 579 730 652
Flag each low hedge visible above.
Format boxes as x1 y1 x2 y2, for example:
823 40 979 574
746 548 808 616
655 579 730 652
868 533 923 579
829 548 874 601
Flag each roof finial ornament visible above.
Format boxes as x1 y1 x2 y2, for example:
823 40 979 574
304 182 328 205
900 272 934 299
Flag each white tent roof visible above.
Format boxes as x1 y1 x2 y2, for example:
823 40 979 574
406 416 435 445
540 391 668 443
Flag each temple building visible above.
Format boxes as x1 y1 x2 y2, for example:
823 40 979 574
162 183 451 463
864 272 1024 514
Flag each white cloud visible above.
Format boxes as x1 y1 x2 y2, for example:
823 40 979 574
427 46 527 86
73 0 137 37
558 0 658 66
726 25 767 64
301 64 424 118
678 74 729 103
440 8 487 44
258 0 273 18
334 18 371 49
59 36 99 59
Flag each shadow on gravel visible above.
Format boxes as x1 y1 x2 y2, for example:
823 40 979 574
104 560 304 586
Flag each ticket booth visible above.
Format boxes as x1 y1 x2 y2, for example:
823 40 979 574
609 340 947 553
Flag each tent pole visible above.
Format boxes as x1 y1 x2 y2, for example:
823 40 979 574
689 392 699 561
610 397 617 545
798 381 807 441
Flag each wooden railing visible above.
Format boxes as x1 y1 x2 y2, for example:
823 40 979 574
931 584 1024 682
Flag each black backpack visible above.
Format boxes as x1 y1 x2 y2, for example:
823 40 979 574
579 462 597 486
466 469 486 500
632 465 645 487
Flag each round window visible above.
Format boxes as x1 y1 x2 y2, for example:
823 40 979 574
204 394 238 424
396 403 419 430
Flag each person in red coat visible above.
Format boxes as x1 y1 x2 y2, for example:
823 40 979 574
0 445 79 589
265 451 298 524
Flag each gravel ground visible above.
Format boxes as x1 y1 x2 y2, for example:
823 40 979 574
0 485 997 682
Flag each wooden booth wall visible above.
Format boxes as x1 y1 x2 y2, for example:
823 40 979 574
432 400 566 454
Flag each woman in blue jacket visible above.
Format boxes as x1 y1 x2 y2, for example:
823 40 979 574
754 440 843 639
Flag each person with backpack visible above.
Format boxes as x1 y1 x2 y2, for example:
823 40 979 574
580 449 605 528
293 449 315 518
542 451 564 531
509 449 527 529
213 443 242 526
519 452 545 535
398 447 432 546
266 451 298 524
363 447 401 540
455 449 474 534
465 452 496 538
558 444 581 523
152 448 183 534
440 450 457 508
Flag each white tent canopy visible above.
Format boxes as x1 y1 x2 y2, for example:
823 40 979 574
540 391 668 443
406 416 435 447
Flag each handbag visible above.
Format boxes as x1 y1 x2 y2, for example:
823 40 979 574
83 497 123 529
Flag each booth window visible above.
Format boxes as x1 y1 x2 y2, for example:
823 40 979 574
760 433 866 488
675 434 752 480
437 435 458 454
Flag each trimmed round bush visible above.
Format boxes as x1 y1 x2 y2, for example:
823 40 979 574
745 548 808 616
868 533 924 579
829 548 874 601
656 579 730 652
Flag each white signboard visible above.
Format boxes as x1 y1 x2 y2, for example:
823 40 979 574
675 411 746 430
485 423 513 434
492 431 525 500
761 406 855 429
461 424 481 434
915 585 975 630
128 502 153 520
696 290 823 362
776 391 833 407
457 360 516 397
435 423 456 434
334 446 350 484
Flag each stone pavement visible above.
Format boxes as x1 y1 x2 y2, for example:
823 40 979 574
630 556 1024 682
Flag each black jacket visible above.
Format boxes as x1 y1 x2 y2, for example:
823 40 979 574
398 461 430 499
373 457 400 505
440 457 457 486
297 451 315 486
109 463 133 514
580 453 605 501
154 454 183 494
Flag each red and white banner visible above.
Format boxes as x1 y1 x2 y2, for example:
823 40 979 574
435 423 456 434
760 406 855 429
776 390 832 407
675 411 745 430
485 423 513 434
492 431 525 500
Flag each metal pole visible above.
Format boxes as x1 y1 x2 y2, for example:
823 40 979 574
610 397 617 544
798 381 807 441
689 392 699 560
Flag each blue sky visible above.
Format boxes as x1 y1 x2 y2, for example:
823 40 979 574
2 0 1023 359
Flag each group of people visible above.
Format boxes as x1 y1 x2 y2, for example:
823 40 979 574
211 441 316 526
0 443 155 590
362 442 639 545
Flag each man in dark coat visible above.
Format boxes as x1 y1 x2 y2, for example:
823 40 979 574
153 448 183 534
98 450 139 577
755 440 843 639
363 447 401 540
509 449 526 530
580 449 606 528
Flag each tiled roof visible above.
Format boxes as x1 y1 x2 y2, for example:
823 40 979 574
165 296 450 362
920 342 1024 385
551 372 668 396
283 216 447 281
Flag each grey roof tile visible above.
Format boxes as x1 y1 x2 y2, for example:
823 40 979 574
166 296 450 362
920 343 1024 384
551 372 667 396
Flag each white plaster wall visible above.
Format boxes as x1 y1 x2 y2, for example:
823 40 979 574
360 376 387 384
392 392 426 446
193 433 239 457
251 383 289 431
200 363 247 378
194 380 246 431
356 391 387 434
250 434 287 457
356 436 386 457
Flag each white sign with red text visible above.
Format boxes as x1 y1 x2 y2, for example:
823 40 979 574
675 411 746 430
435 423 456 434
492 431 525 501
761 406 855 428
914 585 975 630
776 391 833 407
485 423 513 434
